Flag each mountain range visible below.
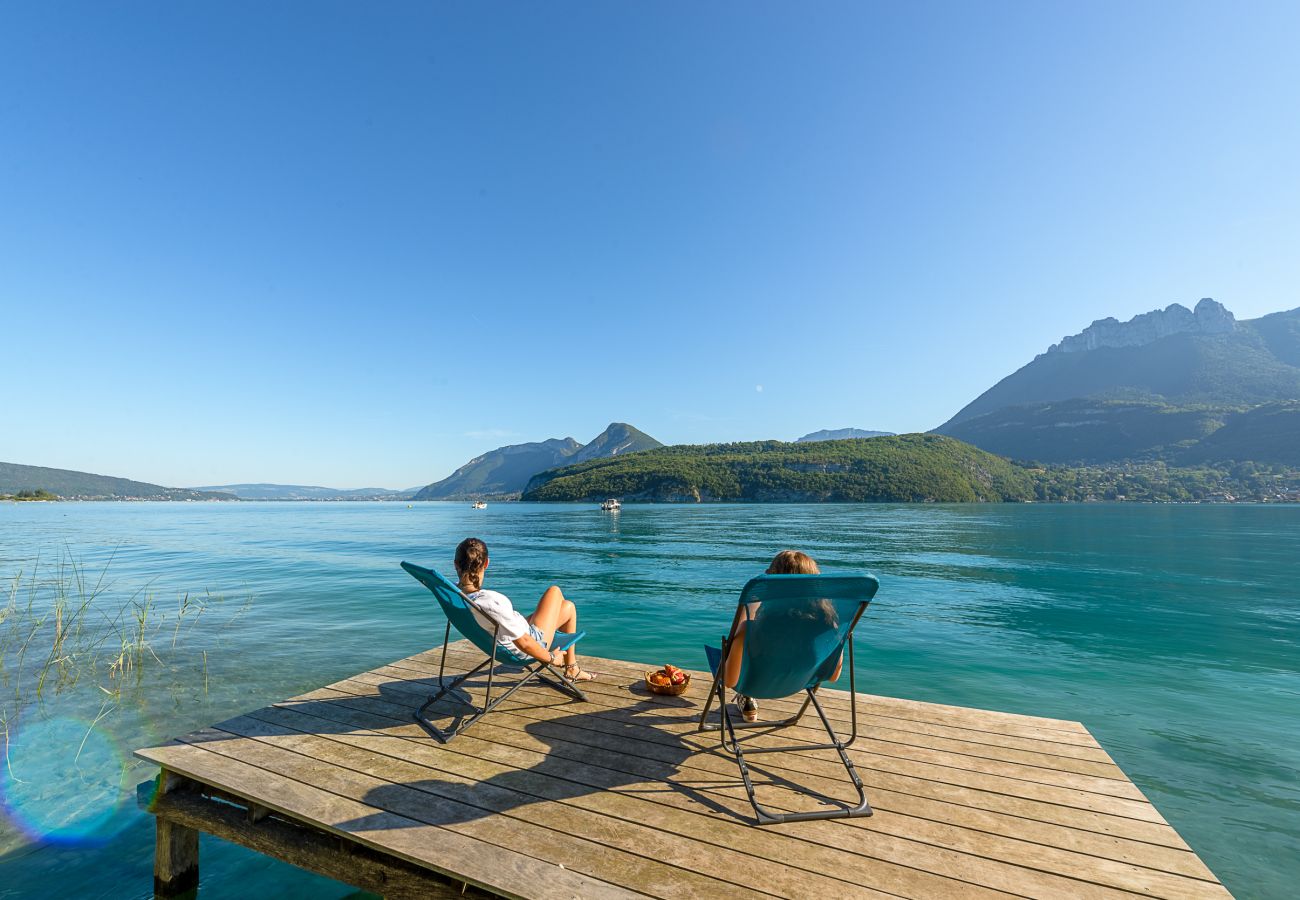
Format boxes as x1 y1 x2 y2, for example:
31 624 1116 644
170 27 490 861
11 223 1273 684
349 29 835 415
411 423 663 500
936 299 1300 464
9 297 1299 502
187 483 414 501
0 462 233 501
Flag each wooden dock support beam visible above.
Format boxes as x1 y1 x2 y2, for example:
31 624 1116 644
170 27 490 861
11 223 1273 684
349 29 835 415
137 773 489 899
152 770 199 899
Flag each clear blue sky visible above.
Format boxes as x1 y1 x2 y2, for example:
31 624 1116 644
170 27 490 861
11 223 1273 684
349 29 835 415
3 2 1298 488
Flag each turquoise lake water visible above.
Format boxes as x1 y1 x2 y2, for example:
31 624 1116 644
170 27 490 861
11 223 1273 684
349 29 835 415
0 501 1297 898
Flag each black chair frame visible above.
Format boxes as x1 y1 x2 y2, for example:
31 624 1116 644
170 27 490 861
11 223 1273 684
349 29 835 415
698 602 872 825
416 619 588 743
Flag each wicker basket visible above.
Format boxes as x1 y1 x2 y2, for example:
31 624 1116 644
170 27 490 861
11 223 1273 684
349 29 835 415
645 670 691 696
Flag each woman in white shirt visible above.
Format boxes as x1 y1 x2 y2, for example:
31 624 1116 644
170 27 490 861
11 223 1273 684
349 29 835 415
455 537 597 682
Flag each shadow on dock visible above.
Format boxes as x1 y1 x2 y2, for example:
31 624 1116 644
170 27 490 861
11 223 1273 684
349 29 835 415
342 679 752 829
188 670 819 830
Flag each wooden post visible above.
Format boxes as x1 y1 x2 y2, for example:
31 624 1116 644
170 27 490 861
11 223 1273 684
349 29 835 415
154 770 199 899
140 784 481 899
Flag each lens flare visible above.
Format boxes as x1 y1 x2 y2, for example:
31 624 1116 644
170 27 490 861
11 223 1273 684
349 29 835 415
0 715 130 846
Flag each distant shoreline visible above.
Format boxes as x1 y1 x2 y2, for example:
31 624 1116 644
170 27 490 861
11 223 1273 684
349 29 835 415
7 497 1299 506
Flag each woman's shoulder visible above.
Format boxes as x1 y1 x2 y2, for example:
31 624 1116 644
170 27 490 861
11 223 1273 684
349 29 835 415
468 588 512 607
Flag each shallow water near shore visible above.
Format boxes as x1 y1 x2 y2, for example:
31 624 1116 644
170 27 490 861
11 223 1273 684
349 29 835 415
1 501 1297 898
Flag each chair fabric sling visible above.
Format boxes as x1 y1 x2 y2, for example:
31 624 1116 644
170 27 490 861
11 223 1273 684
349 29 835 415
698 572 879 825
400 561 587 742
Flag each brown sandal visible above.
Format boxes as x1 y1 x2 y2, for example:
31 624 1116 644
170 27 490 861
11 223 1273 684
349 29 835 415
565 665 597 683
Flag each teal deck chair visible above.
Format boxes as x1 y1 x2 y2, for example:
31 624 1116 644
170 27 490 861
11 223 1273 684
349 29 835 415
401 561 587 742
698 572 879 825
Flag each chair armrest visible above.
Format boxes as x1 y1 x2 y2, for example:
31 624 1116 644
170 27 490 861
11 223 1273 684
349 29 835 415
550 630 585 653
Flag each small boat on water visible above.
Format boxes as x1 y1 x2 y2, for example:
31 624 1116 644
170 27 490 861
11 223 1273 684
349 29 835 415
472 501 487 509
600 498 621 511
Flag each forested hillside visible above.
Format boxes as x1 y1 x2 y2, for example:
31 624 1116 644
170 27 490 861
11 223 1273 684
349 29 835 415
523 435 1037 502
0 462 233 500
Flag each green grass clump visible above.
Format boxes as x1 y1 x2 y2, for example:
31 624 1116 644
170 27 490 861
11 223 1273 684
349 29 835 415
0 552 253 756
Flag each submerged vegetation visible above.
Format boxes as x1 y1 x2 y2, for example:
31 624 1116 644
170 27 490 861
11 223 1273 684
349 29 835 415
1 555 251 713
0 553 254 851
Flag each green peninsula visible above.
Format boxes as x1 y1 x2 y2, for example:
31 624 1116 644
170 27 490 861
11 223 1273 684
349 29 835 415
1 489 59 501
521 435 1300 503
523 434 1036 502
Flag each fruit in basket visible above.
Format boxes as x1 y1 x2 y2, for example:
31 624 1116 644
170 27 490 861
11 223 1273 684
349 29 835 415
647 665 689 692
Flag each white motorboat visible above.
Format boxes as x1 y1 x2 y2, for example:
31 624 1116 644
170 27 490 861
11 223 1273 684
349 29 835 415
472 501 487 509
600 498 621 511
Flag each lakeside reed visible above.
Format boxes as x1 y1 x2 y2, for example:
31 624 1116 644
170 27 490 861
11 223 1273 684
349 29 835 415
0 552 253 794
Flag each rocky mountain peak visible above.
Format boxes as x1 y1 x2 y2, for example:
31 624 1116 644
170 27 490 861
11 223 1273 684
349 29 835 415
568 422 663 465
1048 298 1236 354
412 423 662 500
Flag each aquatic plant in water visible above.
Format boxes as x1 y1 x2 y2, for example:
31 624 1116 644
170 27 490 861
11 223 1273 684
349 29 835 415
0 552 252 851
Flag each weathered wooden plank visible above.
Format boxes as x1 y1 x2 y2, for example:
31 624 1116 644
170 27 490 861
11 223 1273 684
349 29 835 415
289 677 1181 849
376 659 1130 782
316 671 1164 821
413 643 1093 737
400 645 1103 751
138 646 1229 900
167 726 770 900
135 741 637 900
418 676 1216 873
142 780 489 899
218 710 931 900
423 645 1098 755
271 682 1226 897
397 654 1119 766
409 693 1218 895
385 651 1116 763
243 700 1228 899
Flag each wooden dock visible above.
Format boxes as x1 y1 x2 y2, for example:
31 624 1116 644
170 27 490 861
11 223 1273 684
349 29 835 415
136 641 1230 899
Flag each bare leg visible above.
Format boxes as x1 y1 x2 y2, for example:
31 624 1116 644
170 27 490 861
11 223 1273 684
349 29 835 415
723 621 747 689
813 648 844 686
724 600 760 689
528 586 579 667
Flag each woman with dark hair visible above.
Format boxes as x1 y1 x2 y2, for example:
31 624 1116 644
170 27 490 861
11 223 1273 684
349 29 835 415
454 537 597 682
